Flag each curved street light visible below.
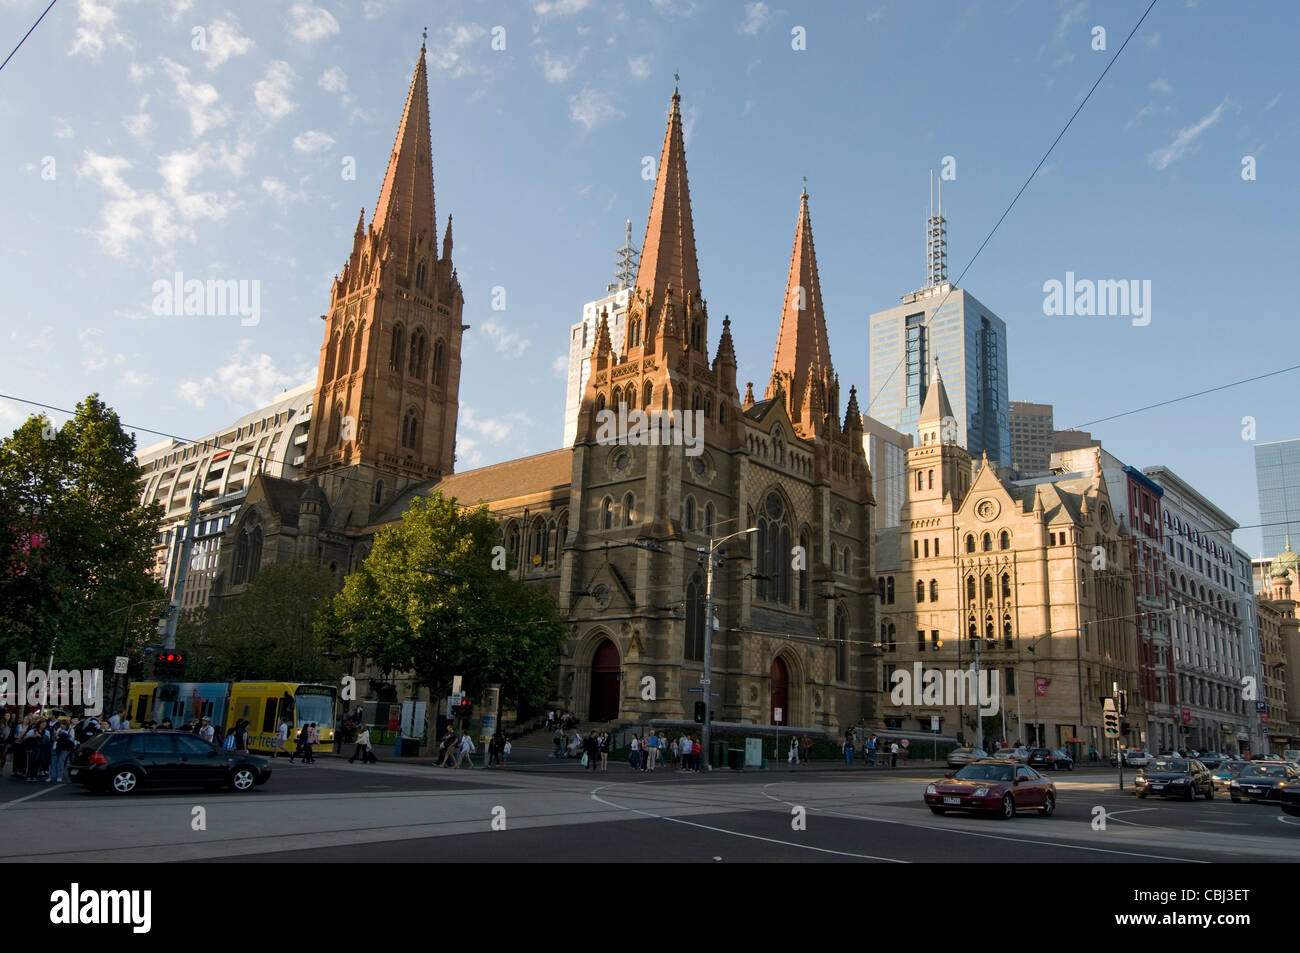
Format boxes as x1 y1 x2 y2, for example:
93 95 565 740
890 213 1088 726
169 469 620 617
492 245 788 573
700 526 759 763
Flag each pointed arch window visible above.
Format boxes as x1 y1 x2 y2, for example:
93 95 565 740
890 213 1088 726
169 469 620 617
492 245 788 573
965 534 976 553
685 497 695 531
415 260 427 290
623 493 636 526
983 574 993 601
800 530 811 607
685 574 706 662
554 511 568 564
916 580 925 603
1003 613 1013 647
324 332 339 381
528 518 548 568
704 393 713 420
690 320 701 351
929 579 939 601
1000 530 1011 550
246 525 263 582
692 389 702 413
596 392 606 414
409 329 427 378
373 480 384 506
643 381 653 408
432 339 445 386
982 532 992 552
1001 572 1011 599
504 521 521 569
389 325 405 373
401 408 419 449
338 325 354 376
329 403 344 447
756 492 793 606
601 497 613 530
704 503 714 536
966 575 976 603
886 576 895 604
351 324 364 374
233 527 249 585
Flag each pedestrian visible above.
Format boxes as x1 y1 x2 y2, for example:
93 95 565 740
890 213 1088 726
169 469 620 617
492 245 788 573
23 718 48 782
273 716 289 759
670 737 680 769
456 730 477 768
502 737 511 764
582 730 598 771
349 726 372 763
800 734 811 765
107 710 122 732
599 731 610 771
0 711 11 774
692 737 703 772
304 723 318 763
843 731 855 766
552 725 565 759
440 729 459 767
233 719 250 753
788 735 798 765
866 735 877 766
1088 744 1098 762
488 732 504 767
629 733 641 770
50 718 75 783
198 717 214 745
642 729 658 772
890 740 899 768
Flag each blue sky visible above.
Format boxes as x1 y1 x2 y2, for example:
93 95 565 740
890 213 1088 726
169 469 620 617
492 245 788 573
0 0 1295 555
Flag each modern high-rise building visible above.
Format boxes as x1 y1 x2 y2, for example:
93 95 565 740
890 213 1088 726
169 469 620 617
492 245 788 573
1254 438 1300 559
861 415 912 529
562 222 638 446
1009 401 1053 473
867 181 1011 466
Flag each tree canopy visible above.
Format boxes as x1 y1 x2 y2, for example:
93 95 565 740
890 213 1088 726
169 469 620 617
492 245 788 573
317 493 564 709
0 397 165 671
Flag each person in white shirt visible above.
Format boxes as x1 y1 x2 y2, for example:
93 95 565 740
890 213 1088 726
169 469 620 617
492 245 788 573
679 735 691 771
349 727 372 764
107 712 121 731
890 741 900 768
198 718 214 744
273 719 289 759
456 731 476 768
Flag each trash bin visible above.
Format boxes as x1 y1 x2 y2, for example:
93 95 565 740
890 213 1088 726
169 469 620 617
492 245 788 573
395 737 420 757
727 748 744 771
711 740 726 769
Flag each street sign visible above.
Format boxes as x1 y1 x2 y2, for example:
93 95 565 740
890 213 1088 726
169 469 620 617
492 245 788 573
1181 707 1192 725
774 707 783 724
113 657 129 675
1035 677 1048 697
1262 713 1270 725
686 689 720 696
930 716 939 732
1256 701 1267 713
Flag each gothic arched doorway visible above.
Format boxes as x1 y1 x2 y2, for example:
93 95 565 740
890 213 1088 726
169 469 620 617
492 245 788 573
589 639 621 722
770 657 789 726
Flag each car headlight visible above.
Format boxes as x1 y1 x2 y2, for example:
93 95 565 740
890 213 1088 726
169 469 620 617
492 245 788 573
1229 781 1240 787
973 786 989 797
926 784 937 795
1279 782 1287 788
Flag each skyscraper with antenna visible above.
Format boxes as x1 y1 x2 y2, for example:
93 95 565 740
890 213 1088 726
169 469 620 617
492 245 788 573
866 173 1011 470
563 221 639 445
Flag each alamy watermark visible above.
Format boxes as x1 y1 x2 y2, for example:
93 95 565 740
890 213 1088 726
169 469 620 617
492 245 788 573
151 272 261 326
0 664 102 715
1042 272 1151 327
594 407 704 457
890 663 1000 717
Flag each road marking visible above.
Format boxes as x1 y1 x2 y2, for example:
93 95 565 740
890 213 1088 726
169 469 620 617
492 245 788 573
0 785 63 810
757 784 1209 863
1202 820 1247 826
590 784 908 863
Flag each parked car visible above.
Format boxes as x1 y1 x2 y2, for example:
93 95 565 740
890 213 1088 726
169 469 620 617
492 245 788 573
946 747 989 769
991 747 1031 764
1229 763 1300 803
1197 752 1227 770
924 761 1057 819
67 730 272 795
1028 748 1073 771
1210 760 1250 794
1111 748 1151 768
1135 757 1214 800
1283 749 1300 766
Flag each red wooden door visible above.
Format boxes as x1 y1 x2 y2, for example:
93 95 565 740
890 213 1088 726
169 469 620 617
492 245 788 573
770 657 788 725
590 640 621 722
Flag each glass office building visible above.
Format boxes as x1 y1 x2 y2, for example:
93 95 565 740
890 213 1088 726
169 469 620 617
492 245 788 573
868 284 1011 467
1255 438 1300 558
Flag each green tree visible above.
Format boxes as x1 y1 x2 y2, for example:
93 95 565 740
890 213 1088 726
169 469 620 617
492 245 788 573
0 397 165 672
200 560 342 682
317 493 565 711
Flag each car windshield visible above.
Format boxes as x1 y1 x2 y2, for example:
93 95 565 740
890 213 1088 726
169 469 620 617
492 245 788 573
1214 763 1245 776
1240 765 1286 778
1051 749 1068 758
954 764 1014 782
1150 759 1188 773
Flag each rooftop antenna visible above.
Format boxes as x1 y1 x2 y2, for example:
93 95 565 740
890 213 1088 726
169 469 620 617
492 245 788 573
610 218 639 292
926 170 948 288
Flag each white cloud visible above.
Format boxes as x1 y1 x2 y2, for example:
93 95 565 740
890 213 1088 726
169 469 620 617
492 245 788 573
318 66 348 94
158 146 234 222
179 342 314 411
1047 0 1087 68
1149 77 1172 95
1141 32 1161 48
540 49 582 84
480 319 531 356
628 56 651 80
292 130 335 152
1148 100 1227 170
77 152 183 258
261 177 304 204
532 0 591 15
123 95 153 140
203 17 254 69
122 369 154 388
128 62 152 84
54 117 75 139
286 2 340 43
160 58 231 137
163 0 193 22
737 2 771 36
427 23 487 79
682 104 698 145
569 87 623 129
362 0 394 19
552 354 568 378
69 0 134 59
217 138 255 177
252 60 297 122
460 405 512 441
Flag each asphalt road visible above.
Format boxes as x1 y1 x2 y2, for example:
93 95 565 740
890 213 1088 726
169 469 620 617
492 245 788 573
2 757 1295 863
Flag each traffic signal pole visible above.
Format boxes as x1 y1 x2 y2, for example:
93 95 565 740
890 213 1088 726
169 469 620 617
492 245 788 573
162 487 205 650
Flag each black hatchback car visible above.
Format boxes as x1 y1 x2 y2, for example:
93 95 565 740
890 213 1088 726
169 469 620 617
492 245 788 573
1135 757 1214 800
1229 763 1300 803
1028 748 1074 771
67 730 272 795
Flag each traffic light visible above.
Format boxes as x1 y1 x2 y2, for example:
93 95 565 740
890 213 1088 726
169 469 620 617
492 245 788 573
1115 690 1128 716
152 650 186 680
694 701 706 723
1121 721 1131 735
456 697 473 721
1103 709 1119 736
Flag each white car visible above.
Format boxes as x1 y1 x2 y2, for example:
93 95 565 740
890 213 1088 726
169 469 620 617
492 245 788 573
1123 749 1152 767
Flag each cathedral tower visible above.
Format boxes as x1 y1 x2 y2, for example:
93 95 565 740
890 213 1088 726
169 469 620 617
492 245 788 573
303 41 464 521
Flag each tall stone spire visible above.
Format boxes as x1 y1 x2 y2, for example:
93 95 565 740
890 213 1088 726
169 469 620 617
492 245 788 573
766 187 833 416
371 44 437 280
633 85 702 348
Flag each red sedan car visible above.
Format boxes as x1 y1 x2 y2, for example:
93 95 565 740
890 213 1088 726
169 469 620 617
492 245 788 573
924 761 1057 819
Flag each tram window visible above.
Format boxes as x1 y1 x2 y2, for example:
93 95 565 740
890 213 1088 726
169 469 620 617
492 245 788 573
261 699 278 733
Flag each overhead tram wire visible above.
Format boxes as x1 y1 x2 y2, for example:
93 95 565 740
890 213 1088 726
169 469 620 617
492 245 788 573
866 0 1161 420
0 0 57 76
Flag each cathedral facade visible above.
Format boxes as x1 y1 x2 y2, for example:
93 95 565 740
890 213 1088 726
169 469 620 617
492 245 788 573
212 47 878 736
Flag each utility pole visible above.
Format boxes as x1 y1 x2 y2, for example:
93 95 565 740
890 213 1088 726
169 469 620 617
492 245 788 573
700 527 758 769
162 487 206 650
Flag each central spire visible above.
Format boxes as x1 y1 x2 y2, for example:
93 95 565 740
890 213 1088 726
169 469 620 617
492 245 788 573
371 45 437 274
633 85 701 344
767 188 833 411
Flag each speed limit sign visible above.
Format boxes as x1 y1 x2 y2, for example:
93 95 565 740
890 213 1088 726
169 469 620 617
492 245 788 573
113 657 129 675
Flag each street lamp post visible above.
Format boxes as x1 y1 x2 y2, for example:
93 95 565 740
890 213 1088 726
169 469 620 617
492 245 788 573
1025 632 1051 748
700 526 758 769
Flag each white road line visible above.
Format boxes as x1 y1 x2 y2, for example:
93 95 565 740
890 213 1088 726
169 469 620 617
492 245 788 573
0 785 63 810
758 784 1209 863
590 784 908 863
